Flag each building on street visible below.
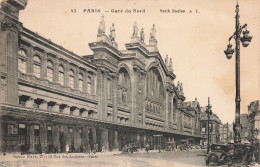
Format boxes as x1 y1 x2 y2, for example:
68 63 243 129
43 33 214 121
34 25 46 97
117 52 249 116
199 107 221 145
0 0 205 154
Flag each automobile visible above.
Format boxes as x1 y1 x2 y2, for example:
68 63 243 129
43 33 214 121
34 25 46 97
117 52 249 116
122 143 140 153
165 142 175 151
205 144 234 166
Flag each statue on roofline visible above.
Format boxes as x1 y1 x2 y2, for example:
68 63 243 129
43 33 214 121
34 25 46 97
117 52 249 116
98 15 105 34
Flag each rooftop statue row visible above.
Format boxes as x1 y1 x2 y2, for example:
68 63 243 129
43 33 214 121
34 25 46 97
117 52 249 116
98 15 116 41
98 15 157 43
133 21 156 41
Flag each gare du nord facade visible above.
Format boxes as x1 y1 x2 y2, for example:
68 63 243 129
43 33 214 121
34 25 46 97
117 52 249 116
0 0 205 154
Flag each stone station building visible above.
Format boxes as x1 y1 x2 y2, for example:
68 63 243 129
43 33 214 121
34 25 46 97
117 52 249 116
0 0 205 154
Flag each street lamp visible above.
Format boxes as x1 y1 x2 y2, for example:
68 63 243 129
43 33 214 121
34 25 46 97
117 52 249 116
224 2 253 145
206 97 212 154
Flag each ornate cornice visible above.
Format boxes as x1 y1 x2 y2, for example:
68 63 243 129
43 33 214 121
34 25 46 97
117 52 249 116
0 14 22 33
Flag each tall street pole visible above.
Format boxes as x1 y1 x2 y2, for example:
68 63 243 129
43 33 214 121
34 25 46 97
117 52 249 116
233 3 242 144
206 97 212 154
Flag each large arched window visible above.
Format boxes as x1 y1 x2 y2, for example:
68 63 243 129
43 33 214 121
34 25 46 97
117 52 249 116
69 69 74 89
47 61 54 82
145 67 165 117
58 65 64 86
18 49 27 73
146 67 164 100
33 55 41 78
86 76 92 94
79 73 83 92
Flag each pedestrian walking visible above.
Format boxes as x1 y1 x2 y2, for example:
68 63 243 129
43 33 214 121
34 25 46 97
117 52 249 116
65 143 69 154
145 144 150 153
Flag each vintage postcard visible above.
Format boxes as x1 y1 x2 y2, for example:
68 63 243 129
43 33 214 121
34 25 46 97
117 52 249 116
0 0 259 166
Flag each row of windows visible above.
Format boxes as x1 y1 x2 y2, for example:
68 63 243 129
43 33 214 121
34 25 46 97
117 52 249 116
18 49 93 93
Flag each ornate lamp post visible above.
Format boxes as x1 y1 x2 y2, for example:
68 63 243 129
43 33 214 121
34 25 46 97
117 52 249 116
224 2 253 162
224 2 253 145
206 97 212 154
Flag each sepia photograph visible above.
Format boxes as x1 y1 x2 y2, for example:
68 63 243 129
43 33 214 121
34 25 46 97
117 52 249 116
0 0 259 166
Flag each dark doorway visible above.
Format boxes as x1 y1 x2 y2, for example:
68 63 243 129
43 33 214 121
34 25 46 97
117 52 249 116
59 132 65 152
18 124 28 153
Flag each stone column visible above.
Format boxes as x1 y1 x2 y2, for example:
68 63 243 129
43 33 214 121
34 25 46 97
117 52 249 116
143 135 147 146
82 127 88 148
28 45 34 76
0 116 3 153
40 123 47 153
42 51 47 79
52 124 60 149
101 129 109 152
64 61 69 87
53 57 59 84
92 128 97 144
74 66 79 90
74 127 81 152
0 0 27 105
101 70 108 121
114 130 119 151
112 75 118 122
29 124 35 153
131 67 140 125
96 69 102 119
165 92 169 130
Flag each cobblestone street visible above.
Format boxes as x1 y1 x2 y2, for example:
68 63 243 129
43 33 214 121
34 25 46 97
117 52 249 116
0 150 210 167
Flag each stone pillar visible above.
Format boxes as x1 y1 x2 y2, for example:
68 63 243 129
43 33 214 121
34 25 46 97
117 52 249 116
112 75 118 122
82 127 88 148
0 115 3 153
64 61 69 87
74 127 81 152
101 129 109 152
96 69 102 119
29 124 35 153
53 57 59 84
150 136 153 149
143 135 147 146
40 123 47 153
74 66 79 90
42 51 47 79
28 45 34 76
52 125 60 149
131 67 139 125
114 130 119 151
136 133 140 144
0 0 28 105
101 70 108 120
92 128 96 144
165 92 169 130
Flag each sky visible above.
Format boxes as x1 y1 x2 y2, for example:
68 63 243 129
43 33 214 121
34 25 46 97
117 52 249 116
18 0 260 123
